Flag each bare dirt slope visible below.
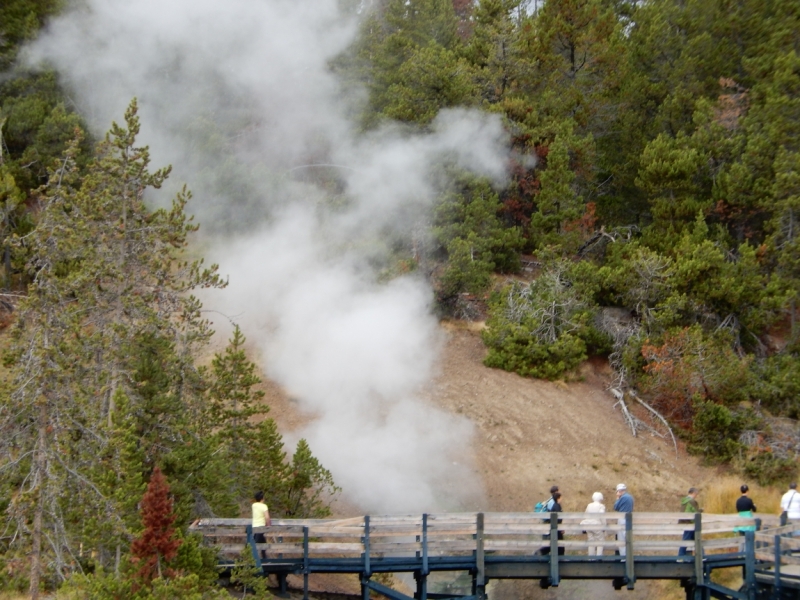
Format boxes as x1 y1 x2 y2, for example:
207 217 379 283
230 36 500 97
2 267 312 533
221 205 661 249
261 322 720 599
428 322 710 513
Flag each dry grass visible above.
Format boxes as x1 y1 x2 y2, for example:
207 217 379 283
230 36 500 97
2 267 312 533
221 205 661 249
647 579 685 600
647 476 780 600
701 476 781 516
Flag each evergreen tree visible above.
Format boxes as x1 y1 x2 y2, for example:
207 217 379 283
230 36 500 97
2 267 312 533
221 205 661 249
0 101 225 597
277 439 340 519
130 467 182 585
0 0 61 70
435 175 523 304
353 0 470 125
462 0 527 104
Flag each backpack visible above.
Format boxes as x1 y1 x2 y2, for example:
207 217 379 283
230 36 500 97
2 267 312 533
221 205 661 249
534 497 553 513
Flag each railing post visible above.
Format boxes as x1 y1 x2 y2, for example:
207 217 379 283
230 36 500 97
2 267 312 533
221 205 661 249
693 512 703 585
361 515 371 600
416 513 428 600
774 534 781 592
422 513 428 576
475 512 486 600
303 526 309 600
625 512 634 590
415 571 427 600
549 512 559 587
744 530 756 600
363 515 371 578
361 575 370 600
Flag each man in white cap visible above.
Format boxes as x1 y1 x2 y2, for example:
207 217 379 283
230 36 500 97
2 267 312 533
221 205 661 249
613 483 634 556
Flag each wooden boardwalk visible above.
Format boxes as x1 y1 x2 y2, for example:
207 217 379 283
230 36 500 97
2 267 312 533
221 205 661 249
190 512 800 600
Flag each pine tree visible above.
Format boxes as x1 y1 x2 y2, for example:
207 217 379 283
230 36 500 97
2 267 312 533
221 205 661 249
353 0 471 125
462 0 524 104
0 101 225 597
202 325 269 510
529 125 590 252
0 165 24 290
278 440 340 519
205 325 265 438
130 467 182 586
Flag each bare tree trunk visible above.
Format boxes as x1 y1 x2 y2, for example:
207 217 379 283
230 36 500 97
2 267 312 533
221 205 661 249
30 402 48 600
3 202 10 292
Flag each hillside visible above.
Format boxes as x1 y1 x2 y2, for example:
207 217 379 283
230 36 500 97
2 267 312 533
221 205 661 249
258 322 723 599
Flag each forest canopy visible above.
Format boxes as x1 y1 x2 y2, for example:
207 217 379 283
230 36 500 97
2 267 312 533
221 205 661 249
343 0 800 485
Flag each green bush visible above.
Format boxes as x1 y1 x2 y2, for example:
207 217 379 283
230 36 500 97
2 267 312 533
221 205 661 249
751 353 800 418
484 327 589 380
482 266 610 380
688 400 744 463
740 450 798 487
59 571 230 600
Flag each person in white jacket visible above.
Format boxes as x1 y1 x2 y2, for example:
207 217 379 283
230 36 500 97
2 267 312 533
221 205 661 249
780 483 800 521
581 492 606 556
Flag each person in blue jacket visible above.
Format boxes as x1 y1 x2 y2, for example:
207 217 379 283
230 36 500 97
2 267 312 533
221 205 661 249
613 483 634 556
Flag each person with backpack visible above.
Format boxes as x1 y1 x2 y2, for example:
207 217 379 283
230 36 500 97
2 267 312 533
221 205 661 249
534 485 559 513
540 492 564 556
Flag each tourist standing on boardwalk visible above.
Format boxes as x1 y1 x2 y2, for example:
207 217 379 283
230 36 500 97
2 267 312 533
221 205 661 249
252 490 271 556
736 485 756 515
734 484 757 534
543 485 559 512
541 492 565 556
678 487 702 556
581 492 606 556
780 483 800 522
613 484 634 556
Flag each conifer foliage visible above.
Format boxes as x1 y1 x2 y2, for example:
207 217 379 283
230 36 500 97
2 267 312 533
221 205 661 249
130 467 182 585
0 102 337 598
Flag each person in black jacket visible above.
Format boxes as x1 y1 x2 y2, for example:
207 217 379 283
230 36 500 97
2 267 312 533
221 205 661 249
734 484 757 535
736 484 757 513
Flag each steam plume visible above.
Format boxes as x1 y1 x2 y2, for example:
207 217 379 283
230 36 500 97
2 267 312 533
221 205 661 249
27 0 509 512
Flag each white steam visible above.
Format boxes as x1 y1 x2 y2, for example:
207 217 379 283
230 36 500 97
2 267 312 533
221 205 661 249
27 0 509 512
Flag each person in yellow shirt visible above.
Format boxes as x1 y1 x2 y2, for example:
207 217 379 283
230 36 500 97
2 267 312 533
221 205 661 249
252 490 271 555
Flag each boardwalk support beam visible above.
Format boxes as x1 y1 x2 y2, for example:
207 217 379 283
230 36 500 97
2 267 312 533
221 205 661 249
416 513 429 600
694 512 703 586
474 512 486 600
414 571 427 600
363 515 371 577
549 512 559 587
362 515 372 600
773 534 781 593
303 526 309 600
625 511 635 590
744 530 755 600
